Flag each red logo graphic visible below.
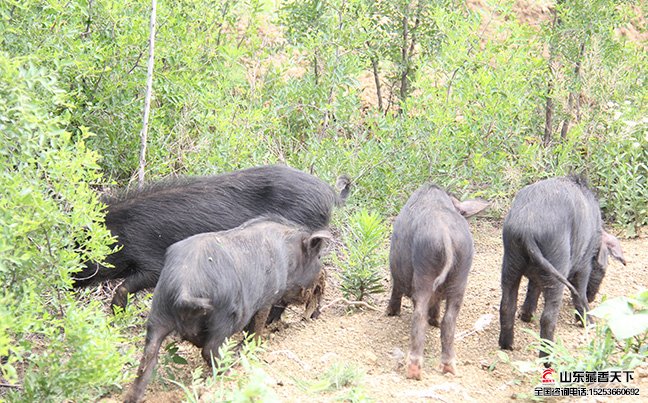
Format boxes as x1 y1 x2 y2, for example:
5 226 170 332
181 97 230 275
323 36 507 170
542 368 556 384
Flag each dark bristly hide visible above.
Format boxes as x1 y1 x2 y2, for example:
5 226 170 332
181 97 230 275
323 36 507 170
73 165 350 309
387 184 489 379
123 217 329 403
498 176 626 361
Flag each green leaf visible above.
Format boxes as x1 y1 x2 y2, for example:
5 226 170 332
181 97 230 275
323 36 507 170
607 313 648 340
171 355 188 365
589 297 634 320
496 350 510 363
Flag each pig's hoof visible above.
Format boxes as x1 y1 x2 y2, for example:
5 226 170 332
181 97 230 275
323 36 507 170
406 362 422 380
498 334 514 350
519 312 533 323
428 317 440 327
123 391 141 403
386 307 401 317
439 361 456 375
111 286 129 311
310 307 322 320
574 314 593 327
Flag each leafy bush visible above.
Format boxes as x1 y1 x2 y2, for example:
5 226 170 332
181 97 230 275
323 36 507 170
17 299 134 401
588 107 648 236
295 362 370 402
531 290 648 372
0 53 132 401
336 209 388 302
315 363 365 392
4 0 644 229
176 334 277 402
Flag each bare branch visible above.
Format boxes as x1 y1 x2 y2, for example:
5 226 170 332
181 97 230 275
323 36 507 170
320 297 381 312
138 0 157 189
0 382 22 389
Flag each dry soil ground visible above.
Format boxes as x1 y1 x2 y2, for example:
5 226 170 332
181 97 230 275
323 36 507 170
112 221 647 403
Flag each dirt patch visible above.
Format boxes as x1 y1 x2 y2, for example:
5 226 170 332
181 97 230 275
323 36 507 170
113 221 647 402
513 0 553 27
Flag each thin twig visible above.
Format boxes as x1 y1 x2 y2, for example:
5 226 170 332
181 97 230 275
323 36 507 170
127 49 145 74
560 38 587 139
320 297 380 312
80 0 93 38
370 55 383 112
268 349 310 370
0 382 22 389
43 230 66 318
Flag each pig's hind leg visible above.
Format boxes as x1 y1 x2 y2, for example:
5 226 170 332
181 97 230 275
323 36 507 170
568 267 592 326
201 311 237 367
124 323 173 403
520 279 541 323
112 269 160 310
387 287 404 317
538 283 566 362
498 255 523 351
439 291 464 375
406 285 433 380
387 252 407 316
251 306 271 342
427 293 442 327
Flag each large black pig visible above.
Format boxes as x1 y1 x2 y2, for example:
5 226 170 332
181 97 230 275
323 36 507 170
123 217 330 403
74 164 350 309
498 176 626 359
387 184 489 379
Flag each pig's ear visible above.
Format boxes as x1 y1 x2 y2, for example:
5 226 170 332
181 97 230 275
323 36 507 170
599 231 626 266
303 230 331 256
451 197 490 218
336 175 352 203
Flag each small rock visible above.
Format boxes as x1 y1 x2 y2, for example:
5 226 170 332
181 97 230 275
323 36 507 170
364 351 378 363
390 347 405 362
635 363 648 378
320 351 338 363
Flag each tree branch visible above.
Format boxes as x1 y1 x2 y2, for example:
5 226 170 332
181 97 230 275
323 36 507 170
138 0 157 189
0 382 22 389
321 297 380 312
560 39 587 139
370 55 383 112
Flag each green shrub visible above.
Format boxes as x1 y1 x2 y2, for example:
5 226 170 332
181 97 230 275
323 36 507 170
336 209 388 302
175 334 277 403
17 299 134 401
295 362 370 402
588 109 648 236
530 290 648 372
0 53 132 401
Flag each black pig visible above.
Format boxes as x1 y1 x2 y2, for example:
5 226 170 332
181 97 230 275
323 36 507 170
498 176 626 359
387 184 489 379
74 165 350 309
123 217 330 403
